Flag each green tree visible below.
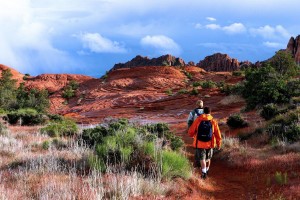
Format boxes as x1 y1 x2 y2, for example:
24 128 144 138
0 69 17 110
269 51 298 77
243 65 289 109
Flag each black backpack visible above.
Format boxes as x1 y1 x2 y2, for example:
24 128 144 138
197 120 213 142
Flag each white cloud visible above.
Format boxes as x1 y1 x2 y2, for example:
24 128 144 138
263 41 284 48
194 23 202 29
76 33 126 53
223 23 246 34
205 24 221 30
206 17 216 21
205 23 246 34
140 35 181 55
250 25 290 39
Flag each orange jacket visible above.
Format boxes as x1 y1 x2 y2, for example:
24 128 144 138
188 114 222 149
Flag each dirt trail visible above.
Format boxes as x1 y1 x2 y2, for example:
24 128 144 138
172 122 265 200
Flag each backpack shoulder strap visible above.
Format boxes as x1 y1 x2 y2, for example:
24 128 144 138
194 108 201 116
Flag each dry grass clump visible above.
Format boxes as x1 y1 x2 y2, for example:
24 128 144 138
0 125 172 199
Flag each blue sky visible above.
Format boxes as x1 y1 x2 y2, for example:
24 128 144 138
0 0 299 77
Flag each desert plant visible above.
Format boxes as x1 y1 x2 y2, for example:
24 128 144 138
201 80 216 89
41 118 79 137
190 87 199 96
274 171 288 185
42 140 51 150
160 150 191 180
0 121 9 135
165 89 173 96
82 125 110 147
232 71 244 76
6 108 47 125
177 89 188 94
260 103 278 120
226 113 248 128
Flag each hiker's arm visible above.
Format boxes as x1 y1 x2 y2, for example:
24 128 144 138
214 121 222 149
187 112 194 128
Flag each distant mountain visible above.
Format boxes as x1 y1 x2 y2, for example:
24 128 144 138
112 54 185 70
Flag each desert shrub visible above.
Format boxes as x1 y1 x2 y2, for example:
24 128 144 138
201 80 216 89
16 84 50 112
41 118 78 137
165 89 173 96
0 122 9 135
82 119 188 179
177 89 188 94
267 109 300 143
226 113 248 128
82 125 110 146
242 64 292 109
192 81 201 87
170 137 184 151
190 87 199 96
161 150 191 180
7 108 47 125
183 71 193 80
42 140 51 150
260 103 278 120
274 171 288 185
232 71 244 76
286 78 300 97
52 138 67 149
62 80 79 100
47 114 64 122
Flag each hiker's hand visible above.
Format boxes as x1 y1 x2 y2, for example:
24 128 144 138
217 146 221 150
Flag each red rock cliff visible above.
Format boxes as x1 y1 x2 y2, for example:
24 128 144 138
196 53 240 71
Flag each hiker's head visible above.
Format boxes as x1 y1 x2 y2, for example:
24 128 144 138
204 107 211 114
196 100 203 108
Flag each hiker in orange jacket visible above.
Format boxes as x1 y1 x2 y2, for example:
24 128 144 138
188 106 222 179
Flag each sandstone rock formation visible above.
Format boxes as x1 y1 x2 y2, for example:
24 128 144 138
112 54 185 70
196 53 240 71
286 35 300 63
25 74 94 93
0 64 24 82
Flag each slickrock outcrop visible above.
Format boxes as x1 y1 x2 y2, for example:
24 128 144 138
197 53 240 71
25 74 94 93
286 35 300 63
112 54 185 70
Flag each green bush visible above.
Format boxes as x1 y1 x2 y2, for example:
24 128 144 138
190 88 199 96
201 80 216 89
260 103 278 120
0 122 9 135
177 89 188 94
41 118 78 137
7 108 47 125
267 109 300 143
42 140 51 150
242 64 292 109
227 113 248 128
80 120 189 179
165 89 173 96
232 71 244 76
192 81 201 87
161 150 191 180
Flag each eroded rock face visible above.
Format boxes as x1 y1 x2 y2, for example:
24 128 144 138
286 35 300 63
196 53 240 71
112 54 185 70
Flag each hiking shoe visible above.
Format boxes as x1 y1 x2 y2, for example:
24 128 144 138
206 170 209 176
201 172 207 179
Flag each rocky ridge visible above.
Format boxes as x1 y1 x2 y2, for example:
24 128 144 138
112 54 185 70
196 53 240 71
286 35 300 63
